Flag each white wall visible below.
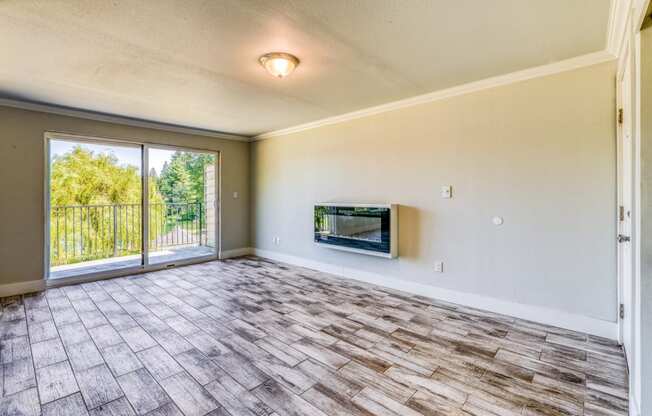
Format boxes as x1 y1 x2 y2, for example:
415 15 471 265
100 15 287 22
251 61 618 334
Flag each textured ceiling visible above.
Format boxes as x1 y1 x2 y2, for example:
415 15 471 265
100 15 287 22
0 0 611 136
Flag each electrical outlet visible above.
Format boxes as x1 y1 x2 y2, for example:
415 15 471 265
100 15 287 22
441 185 452 199
434 261 444 273
272 237 280 245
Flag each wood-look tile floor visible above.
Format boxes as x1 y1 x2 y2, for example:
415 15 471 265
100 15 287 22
0 256 628 416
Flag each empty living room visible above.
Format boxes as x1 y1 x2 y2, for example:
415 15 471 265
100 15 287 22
1 1 652 415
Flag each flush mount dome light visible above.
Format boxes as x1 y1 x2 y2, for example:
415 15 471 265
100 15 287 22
259 52 300 78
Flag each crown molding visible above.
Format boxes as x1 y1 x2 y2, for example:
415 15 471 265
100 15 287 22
607 0 633 57
254 50 616 140
1 55 618 145
1 52 617 144
635 0 651 28
0 98 251 142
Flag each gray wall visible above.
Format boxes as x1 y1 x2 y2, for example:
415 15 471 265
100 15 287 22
251 61 618 322
0 106 250 286
640 25 652 416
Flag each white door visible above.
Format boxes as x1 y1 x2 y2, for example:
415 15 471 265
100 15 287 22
617 50 634 363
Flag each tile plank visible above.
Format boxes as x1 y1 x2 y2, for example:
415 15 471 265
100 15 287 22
76 364 124 410
0 388 41 416
36 361 79 404
0 257 628 416
252 379 328 416
136 346 183 381
42 393 89 416
3 357 37 396
117 368 170 415
159 372 219 416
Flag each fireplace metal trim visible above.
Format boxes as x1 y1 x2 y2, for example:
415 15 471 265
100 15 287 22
314 203 398 258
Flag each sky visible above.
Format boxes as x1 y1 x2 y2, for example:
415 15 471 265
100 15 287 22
50 140 185 175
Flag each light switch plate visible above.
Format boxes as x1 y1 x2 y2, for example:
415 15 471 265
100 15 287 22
441 186 452 199
434 261 444 272
233 191 239 199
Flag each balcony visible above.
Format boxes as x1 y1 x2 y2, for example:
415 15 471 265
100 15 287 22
49 202 215 279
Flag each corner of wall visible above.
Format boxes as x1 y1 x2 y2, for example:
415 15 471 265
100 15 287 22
0 279 46 298
252 248 619 340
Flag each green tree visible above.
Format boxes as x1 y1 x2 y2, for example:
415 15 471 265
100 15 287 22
157 152 214 204
51 147 137 206
50 146 164 265
158 157 194 203
51 146 164 206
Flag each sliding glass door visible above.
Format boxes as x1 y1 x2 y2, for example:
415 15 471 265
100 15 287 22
48 138 143 279
46 134 218 280
146 147 217 266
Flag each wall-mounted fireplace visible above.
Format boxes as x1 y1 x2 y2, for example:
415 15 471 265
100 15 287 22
314 203 398 258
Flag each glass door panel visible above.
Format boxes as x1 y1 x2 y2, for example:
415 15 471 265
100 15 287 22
48 138 143 279
147 147 217 265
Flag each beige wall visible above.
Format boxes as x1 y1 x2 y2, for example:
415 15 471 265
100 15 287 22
251 61 617 322
0 106 250 286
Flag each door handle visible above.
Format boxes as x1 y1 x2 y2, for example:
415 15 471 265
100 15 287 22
617 234 631 243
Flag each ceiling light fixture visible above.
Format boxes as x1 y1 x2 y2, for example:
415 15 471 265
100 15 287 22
259 52 300 78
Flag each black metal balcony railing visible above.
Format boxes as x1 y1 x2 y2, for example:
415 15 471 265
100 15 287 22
50 202 206 267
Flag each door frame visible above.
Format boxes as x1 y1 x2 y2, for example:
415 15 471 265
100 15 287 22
616 38 634 347
613 4 650 413
616 17 644 416
43 131 221 287
142 142 221 268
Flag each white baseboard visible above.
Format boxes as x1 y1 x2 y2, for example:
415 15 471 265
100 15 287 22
630 392 640 416
221 247 253 259
253 248 619 340
0 249 619 340
0 279 46 297
1 248 250 297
